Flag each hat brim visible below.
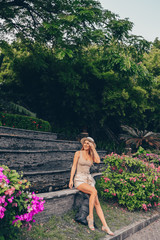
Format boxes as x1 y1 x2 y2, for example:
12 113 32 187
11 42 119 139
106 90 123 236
80 137 96 148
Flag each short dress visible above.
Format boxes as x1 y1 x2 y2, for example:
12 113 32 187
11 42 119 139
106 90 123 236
74 151 95 188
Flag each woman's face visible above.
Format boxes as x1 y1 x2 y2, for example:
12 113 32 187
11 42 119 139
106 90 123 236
83 140 90 150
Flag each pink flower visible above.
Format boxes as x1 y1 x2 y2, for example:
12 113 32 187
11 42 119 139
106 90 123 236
4 202 8 207
142 204 147 211
12 203 18 207
118 168 123 174
16 191 22 197
104 189 109 192
0 172 10 184
0 196 6 204
8 196 14 203
0 206 6 219
130 177 136 182
142 185 145 188
112 193 116 196
5 187 15 196
150 163 155 169
103 177 110 182
12 193 45 225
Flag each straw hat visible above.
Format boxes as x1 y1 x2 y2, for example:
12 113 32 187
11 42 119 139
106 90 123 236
80 137 96 148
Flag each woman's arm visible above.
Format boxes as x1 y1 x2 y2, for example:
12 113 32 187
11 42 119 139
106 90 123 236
69 151 80 189
89 143 100 163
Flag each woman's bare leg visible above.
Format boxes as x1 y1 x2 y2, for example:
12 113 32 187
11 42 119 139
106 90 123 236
94 196 114 235
77 183 97 219
94 196 109 227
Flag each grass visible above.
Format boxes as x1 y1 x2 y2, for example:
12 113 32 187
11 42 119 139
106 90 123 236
17 198 159 240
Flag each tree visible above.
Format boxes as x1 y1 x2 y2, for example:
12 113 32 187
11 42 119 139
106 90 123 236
0 1 153 139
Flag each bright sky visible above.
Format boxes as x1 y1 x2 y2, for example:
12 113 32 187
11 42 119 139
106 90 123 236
99 0 160 42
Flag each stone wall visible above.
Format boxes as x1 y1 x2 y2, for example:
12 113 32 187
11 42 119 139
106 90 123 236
0 126 106 192
0 126 57 140
0 134 81 150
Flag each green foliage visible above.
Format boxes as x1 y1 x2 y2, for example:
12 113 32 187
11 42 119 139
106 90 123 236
144 46 160 77
0 0 156 139
0 112 51 132
96 140 125 154
97 153 160 211
0 101 36 117
134 147 160 167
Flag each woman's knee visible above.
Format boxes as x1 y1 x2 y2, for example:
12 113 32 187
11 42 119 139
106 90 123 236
91 188 97 196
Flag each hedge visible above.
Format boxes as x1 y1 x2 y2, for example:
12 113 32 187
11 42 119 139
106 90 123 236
0 112 51 132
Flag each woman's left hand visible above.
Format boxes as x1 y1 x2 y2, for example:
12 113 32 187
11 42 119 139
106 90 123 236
89 142 95 150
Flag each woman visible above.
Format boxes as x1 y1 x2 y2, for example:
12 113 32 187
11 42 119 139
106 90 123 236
69 137 114 235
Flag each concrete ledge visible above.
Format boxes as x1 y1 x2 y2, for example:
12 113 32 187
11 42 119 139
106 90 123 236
101 213 160 240
23 169 71 176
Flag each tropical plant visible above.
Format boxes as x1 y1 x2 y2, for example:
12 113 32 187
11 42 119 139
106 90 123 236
0 165 45 240
120 125 160 149
0 100 36 117
96 153 160 211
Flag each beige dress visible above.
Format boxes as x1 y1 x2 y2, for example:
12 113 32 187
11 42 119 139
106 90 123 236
74 151 95 188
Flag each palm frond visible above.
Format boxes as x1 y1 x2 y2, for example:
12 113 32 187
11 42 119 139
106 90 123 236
120 125 160 149
121 125 138 137
9 102 36 117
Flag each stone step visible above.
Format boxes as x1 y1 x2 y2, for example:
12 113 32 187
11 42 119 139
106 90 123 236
0 149 106 172
35 173 102 222
0 126 57 140
0 134 81 150
23 163 105 192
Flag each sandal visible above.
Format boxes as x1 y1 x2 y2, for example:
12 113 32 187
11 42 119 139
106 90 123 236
86 216 95 231
102 226 114 236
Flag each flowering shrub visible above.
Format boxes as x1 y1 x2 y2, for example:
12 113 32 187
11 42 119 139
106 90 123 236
96 153 160 211
0 165 45 240
134 147 160 167
0 112 51 132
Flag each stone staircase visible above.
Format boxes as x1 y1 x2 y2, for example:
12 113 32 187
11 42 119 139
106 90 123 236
0 126 106 193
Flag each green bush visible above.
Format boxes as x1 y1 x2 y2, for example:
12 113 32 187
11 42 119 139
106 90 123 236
0 121 2 126
0 112 51 132
97 153 160 211
133 147 160 167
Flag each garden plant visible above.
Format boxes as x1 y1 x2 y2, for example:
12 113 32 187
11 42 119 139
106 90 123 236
97 153 160 211
133 146 160 167
0 165 45 240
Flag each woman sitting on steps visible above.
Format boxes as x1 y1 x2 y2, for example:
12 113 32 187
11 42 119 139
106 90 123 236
69 137 114 235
